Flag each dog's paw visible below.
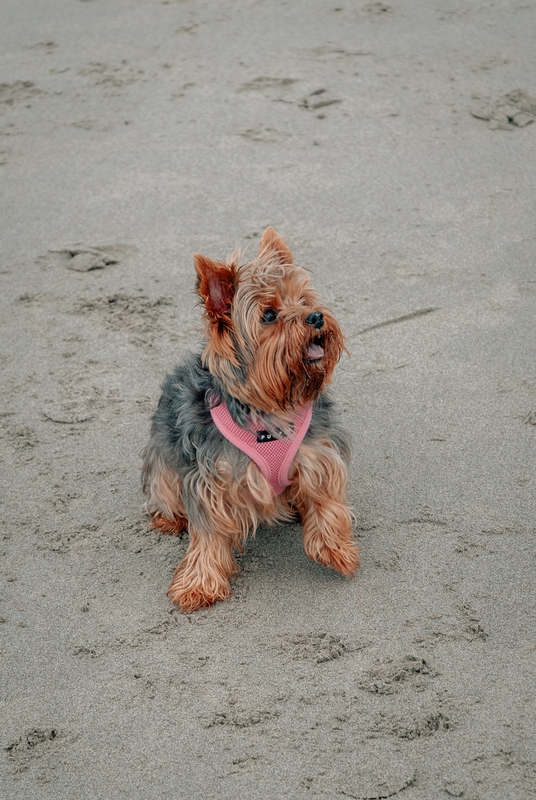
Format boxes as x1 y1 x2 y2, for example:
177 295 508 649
307 539 360 578
149 513 188 536
320 545 360 578
167 582 231 612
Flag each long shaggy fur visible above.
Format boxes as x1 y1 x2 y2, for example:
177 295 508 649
142 227 359 611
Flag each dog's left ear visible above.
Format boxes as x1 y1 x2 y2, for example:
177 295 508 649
258 227 294 266
194 254 236 324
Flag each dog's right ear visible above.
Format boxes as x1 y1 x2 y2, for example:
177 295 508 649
194 254 236 324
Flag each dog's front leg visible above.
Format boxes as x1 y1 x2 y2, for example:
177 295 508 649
167 526 237 612
166 471 252 611
292 441 360 578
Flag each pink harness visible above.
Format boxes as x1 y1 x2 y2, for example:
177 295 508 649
210 402 313 495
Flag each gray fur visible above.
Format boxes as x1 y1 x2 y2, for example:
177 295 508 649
142 351 350 526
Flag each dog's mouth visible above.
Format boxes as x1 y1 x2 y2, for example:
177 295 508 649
304 336 325 362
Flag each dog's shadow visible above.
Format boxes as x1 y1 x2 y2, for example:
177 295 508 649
232 522 348 600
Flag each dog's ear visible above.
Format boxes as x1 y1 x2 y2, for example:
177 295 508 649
258 227 294 266
194 254 236 322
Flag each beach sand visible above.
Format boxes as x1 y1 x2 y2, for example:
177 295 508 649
1 1 535 797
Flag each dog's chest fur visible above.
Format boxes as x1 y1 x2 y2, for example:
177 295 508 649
149 353 349 489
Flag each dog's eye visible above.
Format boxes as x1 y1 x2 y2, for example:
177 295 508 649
262 308 278 324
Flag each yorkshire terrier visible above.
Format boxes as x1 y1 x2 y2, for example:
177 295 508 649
142 227 359 612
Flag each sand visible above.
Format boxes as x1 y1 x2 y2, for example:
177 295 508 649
1 1 535 798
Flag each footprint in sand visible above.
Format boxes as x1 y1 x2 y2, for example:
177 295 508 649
41 243 137 272
0 81 44 106
5 728 77 774
471 88 536 129
237 125 292 143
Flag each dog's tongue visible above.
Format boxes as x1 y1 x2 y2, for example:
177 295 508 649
306 342 324 360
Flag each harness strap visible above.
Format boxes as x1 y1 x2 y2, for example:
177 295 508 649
210 402 313 495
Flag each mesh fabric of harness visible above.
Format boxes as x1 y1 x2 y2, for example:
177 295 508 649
210 402 313 494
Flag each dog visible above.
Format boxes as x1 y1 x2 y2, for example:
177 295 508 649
142 227 359 611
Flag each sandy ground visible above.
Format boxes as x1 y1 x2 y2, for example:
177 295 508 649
1 1 536 798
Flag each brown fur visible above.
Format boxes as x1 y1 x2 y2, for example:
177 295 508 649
143 228 359 611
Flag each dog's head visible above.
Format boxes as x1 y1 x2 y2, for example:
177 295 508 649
195 227 345 413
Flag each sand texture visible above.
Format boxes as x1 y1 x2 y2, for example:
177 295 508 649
1 1 535 798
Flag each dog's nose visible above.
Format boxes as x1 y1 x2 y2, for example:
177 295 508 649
305 311 324 329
